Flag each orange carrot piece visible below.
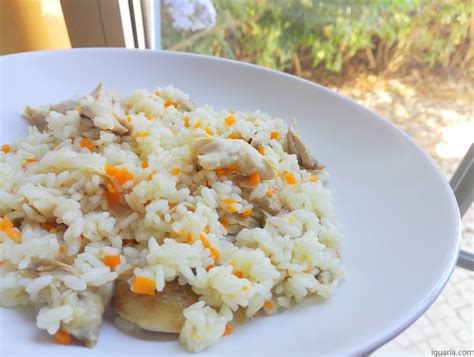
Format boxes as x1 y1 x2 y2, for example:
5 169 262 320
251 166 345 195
1 144 11 153
219 217 229 229
224 116 236 126
224 323 234 336
227 163 239 172
216 168 227 176
270 131 280 140
80 138 94 150
186 232 193 244
193 120 202 129
283 171 297 185
310 175 318 183
249 172 261 185
257 146 265 155
205 127 214 135
103 255 121 270
183 116 190 128
54 331 72 345
171 168 181 176
263 300 273 309
132 276 156 295
141 161 149 169
241 208 252 218
233 271 244 279
164 100 175 108
266 185 274 197
227 133 241 140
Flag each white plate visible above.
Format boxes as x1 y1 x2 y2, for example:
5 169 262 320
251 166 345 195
0 49 460 356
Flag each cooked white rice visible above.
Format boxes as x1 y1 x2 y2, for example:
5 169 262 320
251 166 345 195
0 84 343 352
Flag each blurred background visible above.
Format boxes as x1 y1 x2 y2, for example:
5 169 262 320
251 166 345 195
1 0 473 354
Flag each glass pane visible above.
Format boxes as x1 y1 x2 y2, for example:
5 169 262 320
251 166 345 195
161 0 473 354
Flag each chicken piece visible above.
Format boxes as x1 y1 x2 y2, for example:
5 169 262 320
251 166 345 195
24 100 79 131
80 101 130 135
193 137 275 180
111 270 198 333
23 84 101 132
287 120 324 170
25 259 113 348
227 215 260 235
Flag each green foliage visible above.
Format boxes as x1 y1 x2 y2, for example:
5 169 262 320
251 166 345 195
162 0 472 74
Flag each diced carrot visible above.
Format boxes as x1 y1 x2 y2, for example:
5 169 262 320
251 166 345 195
266 185 274 197
216 168 227 176
106 183 117 194
141 161 149 169
257 146 265 155
80 138 94 150
199 234 210 248
193 120 202 129
25 158 38 164
186 232 193 244
310 175 318 183
270 131 280 140
205 263 215 271
133 131 150 138
0 218 21 243
103 255 121 270
249 172 261 185
105 163 134 186
132 276 156 295
164 100 175 108
241 208 252 218
184 116 190 128
105 191 121 206
205 127 214 135
210 247 220 261
227 163 239 172
219 217 229 230
204 226 210 234
233 271 244 279
1 144 11 153
224 198 236 205
54 330 72 345
227 133 241 140
263 300 273 309
58 246 65 254
224 323 234 336
283 171 297 185
170 168 181 176
224 116 236 126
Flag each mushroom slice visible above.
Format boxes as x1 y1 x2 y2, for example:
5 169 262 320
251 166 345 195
287 120 324 170
25 259 113 348
111 270 198 333
193 136 275 180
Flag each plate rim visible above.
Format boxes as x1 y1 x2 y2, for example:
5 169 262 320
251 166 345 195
0 48 462 355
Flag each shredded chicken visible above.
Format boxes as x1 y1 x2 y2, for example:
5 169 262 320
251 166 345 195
111 270 198 333
24 99 80 132
80 102 130 135
193 136 275 180
287 120 324 170
24 259 113 347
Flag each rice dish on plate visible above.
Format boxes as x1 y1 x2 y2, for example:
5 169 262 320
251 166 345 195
0 84 343 352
